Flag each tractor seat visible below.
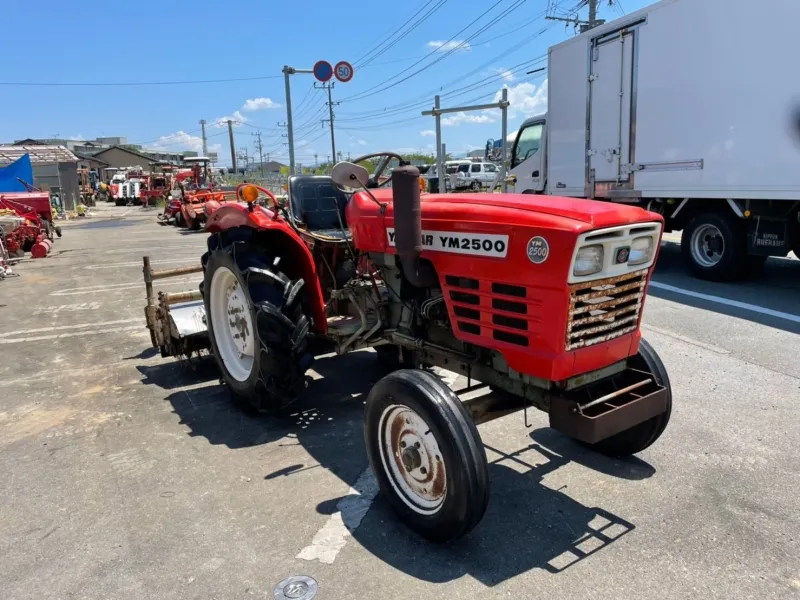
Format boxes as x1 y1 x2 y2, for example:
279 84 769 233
288 176 350 235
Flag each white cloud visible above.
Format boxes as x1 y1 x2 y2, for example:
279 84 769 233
441 112 496 127
145 130 222 154
494 67 514 82
242 97 280 111
356 139 367 146
213 110 247 128
69 134 85 141
420 130 436 137
495 79 548 118
427 40 471 53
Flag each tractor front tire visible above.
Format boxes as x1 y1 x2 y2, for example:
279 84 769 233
190 217 201 231
365 369 490 542
584 338 672 457
203 246 313 413
175 211 185 228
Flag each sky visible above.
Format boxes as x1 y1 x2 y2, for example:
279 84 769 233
1 0 650 167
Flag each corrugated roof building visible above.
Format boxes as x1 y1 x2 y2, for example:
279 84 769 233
0 145 80 209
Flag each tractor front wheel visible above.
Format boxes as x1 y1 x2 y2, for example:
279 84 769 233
203 247 313 413
365 369 490 542
584 338 672 457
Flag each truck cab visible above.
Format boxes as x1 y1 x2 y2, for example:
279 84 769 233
508 114 547 195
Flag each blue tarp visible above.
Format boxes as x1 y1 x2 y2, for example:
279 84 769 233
0 154 34 192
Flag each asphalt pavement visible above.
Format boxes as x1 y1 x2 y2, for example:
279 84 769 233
0 205 798 600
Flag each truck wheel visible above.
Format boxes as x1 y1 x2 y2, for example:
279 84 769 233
203 247 313 413
365 369 490 542
585 339 672 457
681 212 747 281
470 181 481 191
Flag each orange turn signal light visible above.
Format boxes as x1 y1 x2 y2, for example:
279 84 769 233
241 185 259 202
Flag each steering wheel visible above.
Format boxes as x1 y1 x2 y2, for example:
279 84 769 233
349 152 405 188
236 183 278 207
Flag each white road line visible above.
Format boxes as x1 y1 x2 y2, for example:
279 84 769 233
296 468 379 565
641 324 731 355
0 325 146 344
105 245 203 254
0 318 140 337
87 258 199 270
648 281 800 324
50 277 200 296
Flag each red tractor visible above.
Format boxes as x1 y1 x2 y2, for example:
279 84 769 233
144 151 671 542
141 162 173 208
174 157 224 230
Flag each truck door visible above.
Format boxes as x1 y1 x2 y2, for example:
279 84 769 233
510 120 545 193
589 28 635 185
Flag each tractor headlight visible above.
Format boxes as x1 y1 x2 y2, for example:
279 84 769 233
573 245 604 277
629 236 655 265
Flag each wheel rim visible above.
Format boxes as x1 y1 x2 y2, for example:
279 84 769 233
209 266 255 382
690 223 725 267
378 404 447 515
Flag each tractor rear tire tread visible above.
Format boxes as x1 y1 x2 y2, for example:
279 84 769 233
203 246 313 414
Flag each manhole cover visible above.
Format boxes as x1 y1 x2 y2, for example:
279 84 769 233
273 575 318 600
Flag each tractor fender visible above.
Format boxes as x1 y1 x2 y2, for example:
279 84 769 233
206 203 327 334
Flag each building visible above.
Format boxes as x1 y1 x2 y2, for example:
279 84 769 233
9 136 198 166
90 146 161 177
0 145 80 209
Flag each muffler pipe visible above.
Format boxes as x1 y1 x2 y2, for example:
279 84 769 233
391 166 437 287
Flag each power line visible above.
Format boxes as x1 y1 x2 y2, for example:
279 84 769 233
359 0 448 69
351 0 436 67
338 0 518 103
0 74 283 88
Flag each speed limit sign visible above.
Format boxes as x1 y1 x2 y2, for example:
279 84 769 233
334 61 354 83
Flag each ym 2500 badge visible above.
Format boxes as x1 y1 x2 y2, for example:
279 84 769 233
386 228 509 258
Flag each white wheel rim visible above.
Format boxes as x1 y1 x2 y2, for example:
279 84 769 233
209 266 255 382
690 223 725 267
378 404 447 515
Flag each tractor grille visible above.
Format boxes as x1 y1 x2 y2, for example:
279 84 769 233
566 269 648 351
444 276 540 347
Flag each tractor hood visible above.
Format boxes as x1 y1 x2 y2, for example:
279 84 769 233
424 193 654 229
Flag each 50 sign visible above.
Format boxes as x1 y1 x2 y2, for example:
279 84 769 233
334 61 354 83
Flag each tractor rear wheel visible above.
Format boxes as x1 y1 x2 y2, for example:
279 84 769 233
365 369 490 542
203 246 313 413
584 338 672 457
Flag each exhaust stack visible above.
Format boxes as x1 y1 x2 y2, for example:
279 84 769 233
391 166 437 287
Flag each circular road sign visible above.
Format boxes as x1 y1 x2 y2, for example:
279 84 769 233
313 60 333 83
334 61 354 83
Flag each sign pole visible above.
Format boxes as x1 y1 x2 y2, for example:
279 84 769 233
282 66 296 176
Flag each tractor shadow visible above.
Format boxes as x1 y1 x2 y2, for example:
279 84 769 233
149 350 645 585
151 351 383 480
349 436 639 586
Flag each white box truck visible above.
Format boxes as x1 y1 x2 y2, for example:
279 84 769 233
507 0 800 281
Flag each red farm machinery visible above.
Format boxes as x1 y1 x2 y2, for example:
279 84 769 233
142 152 672 542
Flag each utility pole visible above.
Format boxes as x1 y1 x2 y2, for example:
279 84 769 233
316 81 339 168
199 119 208 156
546 0 606 32
252 132 264 176
226 120 237 174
